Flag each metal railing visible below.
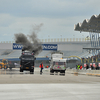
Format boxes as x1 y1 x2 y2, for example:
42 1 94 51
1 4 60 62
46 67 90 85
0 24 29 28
0 38 90 43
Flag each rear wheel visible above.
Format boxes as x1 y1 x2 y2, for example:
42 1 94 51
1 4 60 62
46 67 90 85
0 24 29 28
20 68 23 72
4 65 7 69
50 69 54 75
60 70 65 75
9 67 12 70
30 69 34 74
55 71 58 75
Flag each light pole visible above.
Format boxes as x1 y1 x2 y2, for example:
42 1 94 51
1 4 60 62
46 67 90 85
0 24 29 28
73 35 75 41
48 35 50 42
60 35 62 42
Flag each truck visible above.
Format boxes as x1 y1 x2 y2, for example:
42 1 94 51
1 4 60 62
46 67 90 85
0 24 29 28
19 51 35 74
0 59 9 69
50 51 66 75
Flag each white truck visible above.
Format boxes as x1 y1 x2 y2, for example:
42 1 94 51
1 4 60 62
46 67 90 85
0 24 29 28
50 51 66 75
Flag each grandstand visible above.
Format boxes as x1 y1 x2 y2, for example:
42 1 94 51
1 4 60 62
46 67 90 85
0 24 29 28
0 39 91 60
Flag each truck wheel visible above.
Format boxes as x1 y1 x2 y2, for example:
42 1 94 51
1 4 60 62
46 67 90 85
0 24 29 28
60 70 65 76
30 72 33 74
63 70 65 73
30 71 33 74
55 71 58 75
30 69 34 74
10 67 12 70
50 69 54 73
33 68 34 73
0 64 2 69
20 68 23 72
4 65 7 69
60 70 63 75
50 70 54 75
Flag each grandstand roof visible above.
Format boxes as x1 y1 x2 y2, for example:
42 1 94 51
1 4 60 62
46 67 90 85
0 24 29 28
74 14 100 33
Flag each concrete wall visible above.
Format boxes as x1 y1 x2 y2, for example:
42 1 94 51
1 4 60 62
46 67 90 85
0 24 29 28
57 41 90 52
0 43 12 49
58 44 82 52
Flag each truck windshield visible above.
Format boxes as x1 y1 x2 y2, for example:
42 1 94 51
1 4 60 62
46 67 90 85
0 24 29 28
3 60 8 64
21 56 34 60
53 62 65 65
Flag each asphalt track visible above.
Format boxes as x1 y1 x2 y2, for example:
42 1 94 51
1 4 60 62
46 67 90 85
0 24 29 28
0 68 100 100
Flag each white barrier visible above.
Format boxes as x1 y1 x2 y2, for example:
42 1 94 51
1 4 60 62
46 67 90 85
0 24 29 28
66 69 100 77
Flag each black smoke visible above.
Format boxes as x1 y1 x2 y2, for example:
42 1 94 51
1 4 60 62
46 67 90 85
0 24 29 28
14 24 43 55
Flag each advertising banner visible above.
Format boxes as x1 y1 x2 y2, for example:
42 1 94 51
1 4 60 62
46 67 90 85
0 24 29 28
42 44 57 50
98 63 100 67
13 43 23 50
90 63 92 66
93 63 95 67
13 43 57 51
84 63 86 67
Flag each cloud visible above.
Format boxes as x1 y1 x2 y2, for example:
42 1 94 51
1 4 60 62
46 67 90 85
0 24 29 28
0 0 100 41
0 14 15 27
0 0 99 18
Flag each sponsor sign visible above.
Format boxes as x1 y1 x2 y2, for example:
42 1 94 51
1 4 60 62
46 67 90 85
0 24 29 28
93 63 95 67
42 44 57 50
98 63 100 67
84 63 86 67
13 43 23 50
90 63 92 66
13 43 57 51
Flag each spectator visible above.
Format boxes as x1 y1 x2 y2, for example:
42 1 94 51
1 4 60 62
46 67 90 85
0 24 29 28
86 64 89 70
96 65 99 70
80 65 82 70
90 65 94 70
77 64 80 69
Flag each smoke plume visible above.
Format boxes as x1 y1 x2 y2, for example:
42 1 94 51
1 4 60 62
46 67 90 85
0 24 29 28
14 24 43 55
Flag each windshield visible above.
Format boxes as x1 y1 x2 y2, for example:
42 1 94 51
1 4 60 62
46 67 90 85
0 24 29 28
53 62 65 66
21 56 34 60
3 60 8 64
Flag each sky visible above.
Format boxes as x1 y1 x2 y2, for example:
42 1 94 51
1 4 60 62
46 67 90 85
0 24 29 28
0 0 100 42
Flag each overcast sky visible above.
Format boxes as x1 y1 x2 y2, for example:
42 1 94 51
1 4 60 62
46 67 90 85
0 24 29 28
0 0 100 41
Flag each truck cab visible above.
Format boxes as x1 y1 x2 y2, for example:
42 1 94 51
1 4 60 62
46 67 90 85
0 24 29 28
19 51 35 74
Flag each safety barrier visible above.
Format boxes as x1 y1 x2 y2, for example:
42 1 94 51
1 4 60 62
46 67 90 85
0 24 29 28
66 69 100 77
86 70 100 76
